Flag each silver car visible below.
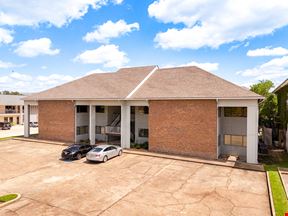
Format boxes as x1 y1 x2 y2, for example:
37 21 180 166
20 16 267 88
86 145 122 162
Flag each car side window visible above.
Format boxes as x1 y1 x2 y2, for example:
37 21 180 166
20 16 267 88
111 146 116 150
104 147 111 152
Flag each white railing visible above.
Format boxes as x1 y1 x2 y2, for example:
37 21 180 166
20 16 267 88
104 126 121 135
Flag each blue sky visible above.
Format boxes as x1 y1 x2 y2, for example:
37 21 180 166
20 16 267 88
0 0 288 92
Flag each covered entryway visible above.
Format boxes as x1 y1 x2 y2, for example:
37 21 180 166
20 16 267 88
217 99 259 163
75 105 121 145
218 107 247 161
75 100 149 149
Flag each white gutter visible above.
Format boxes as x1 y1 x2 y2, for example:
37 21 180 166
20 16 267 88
125 66 159 99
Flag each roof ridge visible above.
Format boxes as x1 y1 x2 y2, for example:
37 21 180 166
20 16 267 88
126 66 159 99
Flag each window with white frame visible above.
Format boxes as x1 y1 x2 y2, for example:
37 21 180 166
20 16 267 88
224 107 247 117
224 134 247 146
139 128 149 138
77 106 88 113
77 126 88 135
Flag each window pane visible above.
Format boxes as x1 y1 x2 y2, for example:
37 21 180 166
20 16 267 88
224 107 247 117
96 106 105 113
144 106 149 114
77 106 88 113
95 126 102 134
77 126 88 135
139 129 149 137
224 135 231 145
231 135 243 146
243 136 247 146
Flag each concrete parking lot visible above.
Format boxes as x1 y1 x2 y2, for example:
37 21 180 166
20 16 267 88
0 139 270 216
0 125 38 138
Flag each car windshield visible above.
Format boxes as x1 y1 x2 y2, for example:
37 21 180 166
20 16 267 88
92 147 103 152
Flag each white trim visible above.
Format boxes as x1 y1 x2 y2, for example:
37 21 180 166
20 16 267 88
217 99 258 107
89 105 96 145
24 101 38 106
126 66 158 99
121 101 131 148
24 104 30 137
246 104 259 164
25 97 262 101
76 100 122 106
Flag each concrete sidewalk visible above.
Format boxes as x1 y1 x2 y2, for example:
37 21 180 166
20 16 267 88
0 125 38 138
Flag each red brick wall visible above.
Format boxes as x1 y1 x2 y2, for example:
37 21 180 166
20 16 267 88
149 100 217 159
38 100 75 142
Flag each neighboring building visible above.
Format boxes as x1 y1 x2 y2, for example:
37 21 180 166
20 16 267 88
0 95 38 125
24 66 262 163
273 79 288 150
0 95 25 124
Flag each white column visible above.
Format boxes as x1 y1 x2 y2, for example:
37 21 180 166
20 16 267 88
24 104 30 137
89 105 96 145
247 104 259 164
121 102 131 148
19 105 23 125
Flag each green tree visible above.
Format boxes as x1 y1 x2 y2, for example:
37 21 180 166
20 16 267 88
0 90 22 95
250 80 278 127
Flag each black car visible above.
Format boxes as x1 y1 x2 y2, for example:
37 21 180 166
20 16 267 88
61 144 93 160
0 122 11 130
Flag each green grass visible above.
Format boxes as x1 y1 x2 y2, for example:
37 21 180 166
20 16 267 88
262 154 288 216
0 194 18 202
0 135 22 141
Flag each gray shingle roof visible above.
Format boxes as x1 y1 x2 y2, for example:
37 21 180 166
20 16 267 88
0 95 25 105
24 66 156 100
24 65 262 101
131 66 261 99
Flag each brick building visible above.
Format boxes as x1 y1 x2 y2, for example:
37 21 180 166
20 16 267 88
24 66 262 163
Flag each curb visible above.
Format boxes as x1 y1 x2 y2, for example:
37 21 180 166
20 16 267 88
13 137 71 146
266 172 276 216
0 193 21 208
124 150 264 172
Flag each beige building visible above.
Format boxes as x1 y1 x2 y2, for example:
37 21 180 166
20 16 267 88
24 66 263 163
0 95 38 125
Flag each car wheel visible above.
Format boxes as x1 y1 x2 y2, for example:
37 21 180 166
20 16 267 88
76 153 82 160
103 156 108 163
118 150 122 156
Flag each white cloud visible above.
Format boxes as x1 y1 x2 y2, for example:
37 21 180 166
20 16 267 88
164 61 219 71
0 28 13 44
247 46 288 57
0 72 76 92
41 65 47 70
0 60 25 68
14 38 60 57
9 72 32 81
237 55 288 82
0 0 122 27
148 0 288 49
74 44 129 68
83 20 140 43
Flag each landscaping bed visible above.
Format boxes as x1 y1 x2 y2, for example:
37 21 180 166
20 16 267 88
260 153 288 216
0 193 21 207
